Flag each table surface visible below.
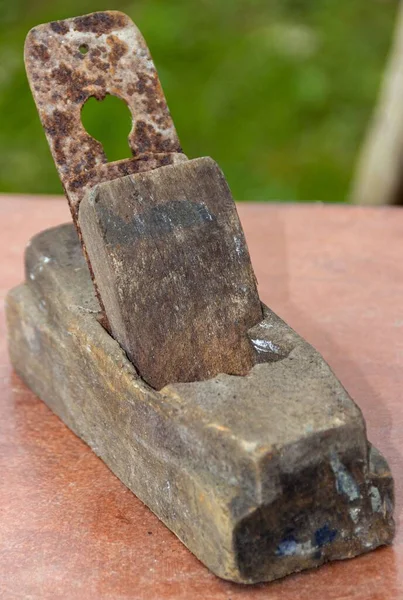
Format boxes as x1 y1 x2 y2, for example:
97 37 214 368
0 195 402 600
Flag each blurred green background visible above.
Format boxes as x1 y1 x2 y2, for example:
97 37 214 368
0 0 397 201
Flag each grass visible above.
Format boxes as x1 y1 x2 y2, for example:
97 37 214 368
0 0 397 201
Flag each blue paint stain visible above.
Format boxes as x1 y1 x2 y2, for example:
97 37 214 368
275 525 337 558
315 524 337 548
275 535 297 557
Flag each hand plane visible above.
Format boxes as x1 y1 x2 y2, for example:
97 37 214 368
6 11 394 584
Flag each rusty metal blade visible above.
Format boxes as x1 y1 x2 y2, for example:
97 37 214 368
24 10 186 224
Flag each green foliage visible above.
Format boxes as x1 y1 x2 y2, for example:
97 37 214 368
0 0 397 201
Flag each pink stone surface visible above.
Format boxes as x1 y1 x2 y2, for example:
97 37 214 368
0 195 402 599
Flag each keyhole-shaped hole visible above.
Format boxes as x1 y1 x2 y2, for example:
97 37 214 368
81 94 132 162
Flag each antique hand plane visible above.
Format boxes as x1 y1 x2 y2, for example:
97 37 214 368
6 11 394 583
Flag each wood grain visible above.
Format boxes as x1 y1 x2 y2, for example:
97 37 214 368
79 157 262 389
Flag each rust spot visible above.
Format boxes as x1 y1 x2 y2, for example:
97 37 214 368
160 155 172 166
90 56 110 73
133 118 181 154
106 35 128 65
135 72 172 130
134 121 154 153
73 161 83 175
67 134 106 176
30 43 50 62
51 62 106 103
53 136 67 167
69 141 81 156
84 137 104 170
135 72 148 95
51 63 72 85
64 44 77 58
118 161 133 175
93 76 106 88
90 47 102 59
73 12 126 35
50 20 70 35
158 135 179 152
126 84 136 96
85 150 98 171
68 170 95 191
44 109 75 138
